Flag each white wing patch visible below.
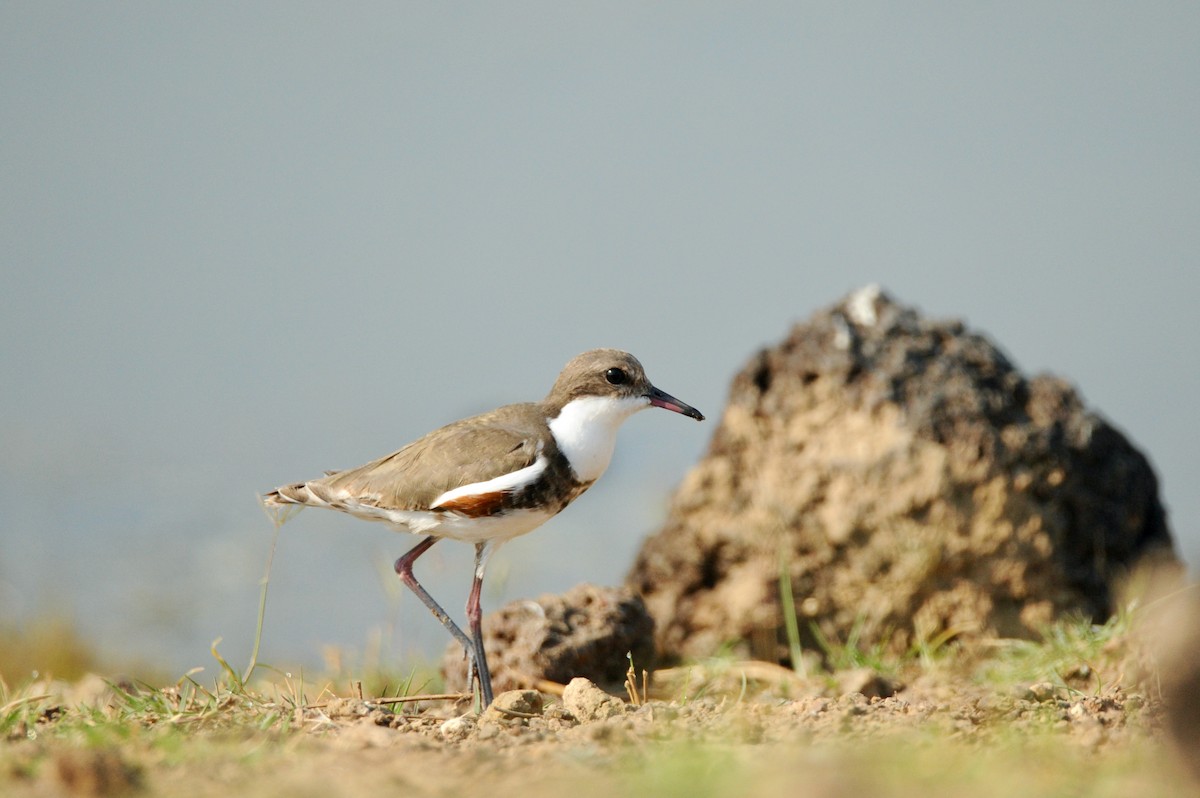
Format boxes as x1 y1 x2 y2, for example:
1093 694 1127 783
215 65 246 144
430 451 549 510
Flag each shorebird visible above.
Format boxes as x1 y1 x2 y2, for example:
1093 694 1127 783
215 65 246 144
262 349 704 707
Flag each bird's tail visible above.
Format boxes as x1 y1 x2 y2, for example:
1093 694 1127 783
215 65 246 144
262 482 312 506
259 482 319 526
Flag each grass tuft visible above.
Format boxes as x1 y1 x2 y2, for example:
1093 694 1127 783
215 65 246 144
975 607 1134 694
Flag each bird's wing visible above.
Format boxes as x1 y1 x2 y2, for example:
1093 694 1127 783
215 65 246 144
313 404 548 513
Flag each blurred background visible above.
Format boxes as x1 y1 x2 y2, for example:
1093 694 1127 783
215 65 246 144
2 4 1196 680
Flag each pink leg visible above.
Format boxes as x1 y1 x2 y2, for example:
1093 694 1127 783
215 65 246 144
466 542 494 707
393 536 476 676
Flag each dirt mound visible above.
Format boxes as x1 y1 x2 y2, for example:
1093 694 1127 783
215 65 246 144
628 287 1175 665
441 583 655 694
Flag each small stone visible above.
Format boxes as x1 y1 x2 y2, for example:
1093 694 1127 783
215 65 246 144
807 698 831 716
322 697 372 720
439 715 476 741
481 690 545 724
838 691 869 707
562 677 627 722
1024 682 1060 702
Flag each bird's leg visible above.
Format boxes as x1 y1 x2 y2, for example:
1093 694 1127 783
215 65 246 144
466 541 495 708
393 535 477 683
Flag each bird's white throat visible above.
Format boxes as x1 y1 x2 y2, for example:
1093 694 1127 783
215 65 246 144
548 395 649 483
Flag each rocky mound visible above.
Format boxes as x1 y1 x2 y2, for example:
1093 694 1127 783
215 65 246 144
441 583 654 694
628 287 1175 664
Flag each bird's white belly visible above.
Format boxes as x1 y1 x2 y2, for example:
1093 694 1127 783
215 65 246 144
346 503 556 544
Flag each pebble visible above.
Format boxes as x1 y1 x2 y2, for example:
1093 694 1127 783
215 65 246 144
1023 682 1060 702
439 715 476 741
562 678 627 722
481 690 545 725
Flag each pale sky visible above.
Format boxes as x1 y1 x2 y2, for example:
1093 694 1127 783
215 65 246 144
2 4 1197 675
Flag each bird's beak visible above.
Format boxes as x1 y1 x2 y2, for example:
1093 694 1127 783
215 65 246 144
646 386 705 421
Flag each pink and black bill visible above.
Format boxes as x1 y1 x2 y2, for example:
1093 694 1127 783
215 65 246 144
646 386 705 421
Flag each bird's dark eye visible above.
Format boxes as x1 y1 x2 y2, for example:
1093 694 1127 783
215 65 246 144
605 367 628 385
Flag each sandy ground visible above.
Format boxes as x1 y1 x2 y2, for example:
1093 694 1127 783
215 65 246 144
3 658 1196 798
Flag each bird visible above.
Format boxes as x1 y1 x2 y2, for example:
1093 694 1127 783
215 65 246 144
261 348 704 707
